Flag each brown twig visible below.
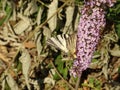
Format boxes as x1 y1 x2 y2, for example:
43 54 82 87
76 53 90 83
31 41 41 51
50 60 75 90
75 73 82 90
36 0 49 8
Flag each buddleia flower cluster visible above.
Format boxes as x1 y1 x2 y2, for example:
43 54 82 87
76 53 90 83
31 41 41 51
70 0 116 77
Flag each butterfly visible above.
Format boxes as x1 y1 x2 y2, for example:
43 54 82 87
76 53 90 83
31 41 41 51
47 33 77 60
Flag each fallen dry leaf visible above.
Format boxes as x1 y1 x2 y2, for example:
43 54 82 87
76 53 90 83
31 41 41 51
19 48 31 90
24 41 36 49
109 44 120 57
6 73 19 90
47 0 58 31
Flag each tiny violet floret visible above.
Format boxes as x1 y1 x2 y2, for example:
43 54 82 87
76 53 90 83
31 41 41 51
70 0 116 77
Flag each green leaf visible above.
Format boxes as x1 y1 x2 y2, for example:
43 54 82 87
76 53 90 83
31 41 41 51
0 4 12 26
63 68 68 79
115 22 120 38
118 66 120 73
53 72 60 80
88 77 101 90
0 16 6 26
106 2 120 22
116 4 120 14
55 55 62 65
54 54 68 80
16 61 22 72
53 55 64 80
89 77 94 85
92 59 98 63
0 5 12 26
5 79 11 90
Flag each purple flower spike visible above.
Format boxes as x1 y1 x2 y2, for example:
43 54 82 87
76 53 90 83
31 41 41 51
70 0 116 77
